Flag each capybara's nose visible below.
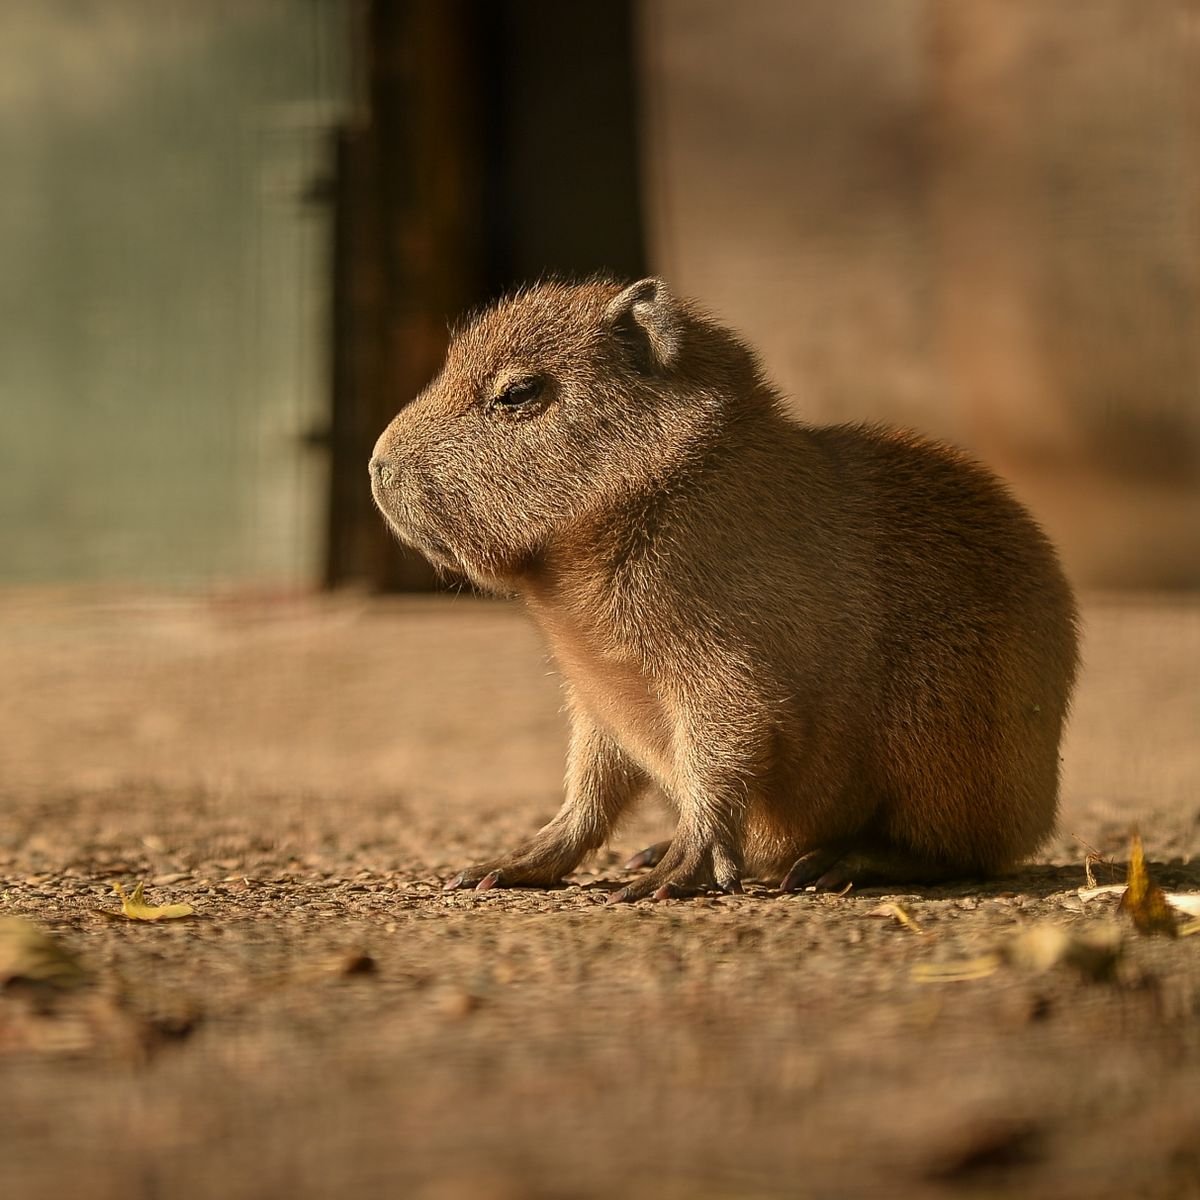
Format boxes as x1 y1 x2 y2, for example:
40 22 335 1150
369 456 397 487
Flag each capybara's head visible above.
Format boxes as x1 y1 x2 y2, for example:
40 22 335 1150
370 277 759 588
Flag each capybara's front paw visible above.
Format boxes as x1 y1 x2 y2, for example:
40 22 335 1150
442 859 562 892
442 837 586 893
442 860 563 892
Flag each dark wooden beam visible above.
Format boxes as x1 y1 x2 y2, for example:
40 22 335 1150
325 0 646 591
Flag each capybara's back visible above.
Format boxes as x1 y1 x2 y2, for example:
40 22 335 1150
795 424 1079 879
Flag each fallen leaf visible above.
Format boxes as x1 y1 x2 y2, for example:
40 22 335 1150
0 917 89 990
1179 920 1200 939
913 921 1124 985
1119 834 1177 937
912 954 1001 983
1084 880 1200 919
109 882 194 922
867 901 924 934
1002 922 1123 981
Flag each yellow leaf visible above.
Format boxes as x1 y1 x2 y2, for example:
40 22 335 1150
1118 834 1177 937
0 917 89 989
912 954 1001 983
111 882 194 922
912 922 1124 985
867 901 924 934
1003 922 1122 980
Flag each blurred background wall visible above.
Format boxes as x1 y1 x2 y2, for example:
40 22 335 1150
642 0 1200 589
0 0 347 585
1 0 1197 592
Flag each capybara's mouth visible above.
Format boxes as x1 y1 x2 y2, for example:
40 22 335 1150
373 493 460 572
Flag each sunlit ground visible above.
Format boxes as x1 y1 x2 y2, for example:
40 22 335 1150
1 588 1198 1199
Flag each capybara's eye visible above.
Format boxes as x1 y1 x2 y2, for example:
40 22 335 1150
491 376 544 409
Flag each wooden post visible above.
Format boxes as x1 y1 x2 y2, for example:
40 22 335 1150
324 0 646 590
326 0 482 591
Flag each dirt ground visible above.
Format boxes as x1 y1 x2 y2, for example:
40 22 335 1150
1 588 1198 1200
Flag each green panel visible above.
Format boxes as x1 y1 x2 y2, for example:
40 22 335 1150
0 0 347 585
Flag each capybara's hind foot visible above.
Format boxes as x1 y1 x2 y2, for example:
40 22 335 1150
780 843 962 892
779 846 852 892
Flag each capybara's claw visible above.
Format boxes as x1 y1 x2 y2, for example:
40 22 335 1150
780 844 961 892
780 847 847 893
442 867 502 891
607 850 739 903
653 882 707 901
443 850 575 893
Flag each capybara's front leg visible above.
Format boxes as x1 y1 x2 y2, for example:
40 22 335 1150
444 715 646 892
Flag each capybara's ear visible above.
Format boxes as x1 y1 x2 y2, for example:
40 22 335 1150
604 278 681 373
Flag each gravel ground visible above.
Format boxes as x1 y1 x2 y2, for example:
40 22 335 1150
1 588 1198 1200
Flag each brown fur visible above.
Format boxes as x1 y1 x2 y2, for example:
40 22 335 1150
370 278 1080 899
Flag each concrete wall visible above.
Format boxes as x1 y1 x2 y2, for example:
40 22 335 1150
0 0 346 586
640 0 1200 587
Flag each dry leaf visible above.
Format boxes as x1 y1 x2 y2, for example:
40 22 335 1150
1084 854 1099 890
1118 834 1177 937
1002 922 1123 981
0 917 89 990
913 921 1123 985
868 901 924 934
1179 920 1200 939
110 882 194 922
1081 852 1120 889
912 954 1001 983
